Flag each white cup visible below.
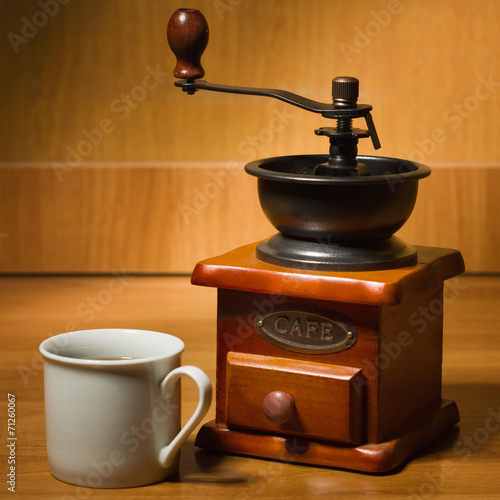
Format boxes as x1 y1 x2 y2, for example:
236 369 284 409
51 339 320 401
39 329 212 488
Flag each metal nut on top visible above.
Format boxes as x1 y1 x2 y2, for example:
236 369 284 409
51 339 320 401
332 76 359 108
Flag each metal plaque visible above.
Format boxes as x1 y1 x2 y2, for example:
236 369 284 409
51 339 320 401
254 307 357 354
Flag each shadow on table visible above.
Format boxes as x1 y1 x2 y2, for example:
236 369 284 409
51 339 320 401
166 439 248 484
410 382 500 464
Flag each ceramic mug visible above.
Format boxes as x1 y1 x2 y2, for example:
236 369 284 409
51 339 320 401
40 328 212 488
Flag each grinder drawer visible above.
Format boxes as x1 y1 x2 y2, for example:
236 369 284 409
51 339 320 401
226 352 363 445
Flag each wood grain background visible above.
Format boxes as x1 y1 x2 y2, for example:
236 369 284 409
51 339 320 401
0 0 499 273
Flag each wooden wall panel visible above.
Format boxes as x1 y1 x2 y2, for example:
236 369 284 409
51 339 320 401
397 165 500 272
0 162 498 273
0 163 273 273
0 0 499 272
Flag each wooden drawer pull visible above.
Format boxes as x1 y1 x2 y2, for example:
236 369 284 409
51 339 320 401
262 391 295 424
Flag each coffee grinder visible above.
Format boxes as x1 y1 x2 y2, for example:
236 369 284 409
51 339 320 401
167 9 464 472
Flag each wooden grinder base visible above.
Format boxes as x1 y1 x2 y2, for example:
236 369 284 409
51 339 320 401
192 242 465 473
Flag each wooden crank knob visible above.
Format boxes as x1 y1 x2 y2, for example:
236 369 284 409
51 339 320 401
262 391 295 424
167 8 209 80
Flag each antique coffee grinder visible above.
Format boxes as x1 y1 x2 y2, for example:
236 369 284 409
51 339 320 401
167 9 464 472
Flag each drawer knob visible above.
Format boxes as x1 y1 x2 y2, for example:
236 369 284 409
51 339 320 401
263 391 295 424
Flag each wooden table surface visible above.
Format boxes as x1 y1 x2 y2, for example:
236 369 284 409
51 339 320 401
1 274 499 499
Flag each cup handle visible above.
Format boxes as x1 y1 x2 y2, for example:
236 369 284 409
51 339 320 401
158 365 212 469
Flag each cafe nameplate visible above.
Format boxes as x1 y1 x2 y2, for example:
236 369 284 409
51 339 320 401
255 308 357 354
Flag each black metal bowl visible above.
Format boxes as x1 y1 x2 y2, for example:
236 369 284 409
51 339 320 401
245 155 430 243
